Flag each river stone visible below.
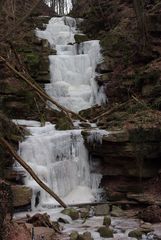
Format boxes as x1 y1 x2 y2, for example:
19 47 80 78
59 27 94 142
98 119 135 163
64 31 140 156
11 185 32 207
139 205 161 223
111 205 124 217
58 217 69 224
94 204 110 216
128 229 143 239
61 208 79 220
80 208 90 219
78 232 93 240
70 231 79 240
103 216 111 226
98 226 113 238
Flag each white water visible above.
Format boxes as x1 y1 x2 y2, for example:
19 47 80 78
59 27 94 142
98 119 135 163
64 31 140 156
17 121 104 208
36 16 106 112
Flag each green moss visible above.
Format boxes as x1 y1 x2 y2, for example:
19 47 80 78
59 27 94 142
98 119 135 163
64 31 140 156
74 34 89 43
56 117 73 130
128 229 142 239
98 227 113 238
61 208 79 220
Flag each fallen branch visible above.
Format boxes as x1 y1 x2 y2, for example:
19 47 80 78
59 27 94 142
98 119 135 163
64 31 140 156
0 137 67 208
132 95 149 109
92 102 127 121
0 55 86 123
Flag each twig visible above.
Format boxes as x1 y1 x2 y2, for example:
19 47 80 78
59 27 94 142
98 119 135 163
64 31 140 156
0 137 67 208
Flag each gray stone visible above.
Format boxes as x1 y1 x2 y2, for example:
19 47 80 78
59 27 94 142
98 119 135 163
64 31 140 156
94 204 110 216
111 205 124 217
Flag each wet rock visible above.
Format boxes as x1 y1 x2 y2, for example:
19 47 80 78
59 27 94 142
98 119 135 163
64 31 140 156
11 185 32 207
58 217 69 224
70 231 79 240
103 216 111 226
80 207 90 219
78 231 93 240
128 229 142 239
111 205 124 217
139 205 161 223
127 193 155 205
74 34 88 43
98 226 113 238
94 204 110 216
56 117 73 130
61 208 79 220
27 213 54 228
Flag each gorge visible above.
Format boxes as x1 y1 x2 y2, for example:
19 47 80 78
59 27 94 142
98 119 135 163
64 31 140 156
1 0 161 239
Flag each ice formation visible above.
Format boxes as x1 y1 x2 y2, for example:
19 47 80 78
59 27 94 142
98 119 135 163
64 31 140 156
36 16 106 112
87 129 108 145
18 122 101 207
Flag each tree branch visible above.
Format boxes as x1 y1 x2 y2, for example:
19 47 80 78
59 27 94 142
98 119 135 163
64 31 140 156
0 137 67 208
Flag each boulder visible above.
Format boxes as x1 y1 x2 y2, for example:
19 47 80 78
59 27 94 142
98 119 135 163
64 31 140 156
70 231 79 240
128 229 142 239
80 207 90 219
139 205 161 223
111 205 124 217
78 232 93 240
98 226 113 238
103 216 111 226
61 208 79 220
94 204 110 216
11 185 32 207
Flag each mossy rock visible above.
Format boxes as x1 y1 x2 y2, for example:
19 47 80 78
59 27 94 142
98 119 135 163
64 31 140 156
61 208 79 220
78 232 93 240
98 226 113 238
56 117 73 130
128 229 142 239
103 216 111 226
70 231 79 240
111 205 124 217
74 34 89 44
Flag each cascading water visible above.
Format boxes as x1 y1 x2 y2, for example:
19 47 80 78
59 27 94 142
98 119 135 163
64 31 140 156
18 121 98 208
17 16 106 209
36 16 106 112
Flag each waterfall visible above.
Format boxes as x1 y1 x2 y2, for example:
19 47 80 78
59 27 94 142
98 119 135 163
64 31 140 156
18 121 98 208
36 16 106 112
17 16 106 209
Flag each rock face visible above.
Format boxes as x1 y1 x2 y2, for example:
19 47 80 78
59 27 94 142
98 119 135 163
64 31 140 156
11 185 32 208
83 127 161 204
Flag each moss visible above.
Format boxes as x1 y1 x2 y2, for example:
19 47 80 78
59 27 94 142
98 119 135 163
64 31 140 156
61 208 79 220
56 117 73 130
74 34 89 44
128 229 142 239
98 227 113 238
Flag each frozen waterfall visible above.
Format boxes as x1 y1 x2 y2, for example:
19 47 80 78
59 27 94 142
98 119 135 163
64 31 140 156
17 16 106 209
17 121 101 208
36 16 106 112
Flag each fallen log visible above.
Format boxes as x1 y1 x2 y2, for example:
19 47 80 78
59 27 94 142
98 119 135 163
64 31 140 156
0 137 67 209
0 56 86 123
